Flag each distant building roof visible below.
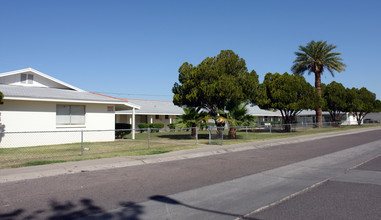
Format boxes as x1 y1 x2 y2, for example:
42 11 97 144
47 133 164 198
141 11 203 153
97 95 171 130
117 101 290 117
246 105 282 117
116 99 184 115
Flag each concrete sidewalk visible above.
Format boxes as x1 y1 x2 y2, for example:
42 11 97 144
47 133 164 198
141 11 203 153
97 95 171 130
1 126 380 183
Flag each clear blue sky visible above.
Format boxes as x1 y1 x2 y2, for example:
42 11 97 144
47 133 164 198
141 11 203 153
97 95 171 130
1 0 380 101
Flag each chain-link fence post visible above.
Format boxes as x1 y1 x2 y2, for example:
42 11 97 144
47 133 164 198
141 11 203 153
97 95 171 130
269 124 272 134
147 128 150 149
195 127 198 145
245 126 248 138
208 127 212 144
81 130 84 156
221 127 223 145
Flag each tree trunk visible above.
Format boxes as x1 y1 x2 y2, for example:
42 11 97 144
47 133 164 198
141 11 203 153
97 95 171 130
191 127 196 137
315 72 323 128
332 112 340 127
190 123 196 137
228 127 236 139
282 114 291 132
284 124 291 132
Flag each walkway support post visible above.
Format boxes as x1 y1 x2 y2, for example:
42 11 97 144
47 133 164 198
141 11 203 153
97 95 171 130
132 108 136 140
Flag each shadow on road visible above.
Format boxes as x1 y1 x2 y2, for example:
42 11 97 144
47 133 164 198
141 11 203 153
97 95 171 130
149 195 260 220
0 198 143 220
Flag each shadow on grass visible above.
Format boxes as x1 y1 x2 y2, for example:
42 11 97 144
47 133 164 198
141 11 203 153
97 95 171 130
157 133 211 140
0 198 143 220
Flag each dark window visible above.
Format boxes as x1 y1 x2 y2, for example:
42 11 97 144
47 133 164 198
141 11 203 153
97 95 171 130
20 74 27 83
165 115 169 119
155 115 160 119
56 105 85 125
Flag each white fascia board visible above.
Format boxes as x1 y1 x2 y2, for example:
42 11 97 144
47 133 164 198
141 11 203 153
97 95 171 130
254 115 281 117
0 68 84 92
124 103 140 109
116 112 182 115
4 96 139 108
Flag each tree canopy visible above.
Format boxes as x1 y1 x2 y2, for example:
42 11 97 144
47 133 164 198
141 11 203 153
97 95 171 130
348 87 381 125
291 40 346 126
322 81 350 122
256 72 319 130
172 50 259 116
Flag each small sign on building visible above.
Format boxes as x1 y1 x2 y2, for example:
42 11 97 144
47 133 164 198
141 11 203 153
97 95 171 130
107 106 114 112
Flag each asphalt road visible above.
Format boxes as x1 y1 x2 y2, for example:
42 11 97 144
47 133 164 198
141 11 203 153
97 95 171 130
0 129 380 220
248 155 381 220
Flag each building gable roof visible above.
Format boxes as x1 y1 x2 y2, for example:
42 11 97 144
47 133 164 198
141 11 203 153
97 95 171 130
0 68 84 91
0 68 140 110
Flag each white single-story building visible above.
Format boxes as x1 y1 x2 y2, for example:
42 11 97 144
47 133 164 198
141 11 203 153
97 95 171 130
116 99 184 129
116 102 284 128
115 100 336 129
0 68 139 148
246 105 282 124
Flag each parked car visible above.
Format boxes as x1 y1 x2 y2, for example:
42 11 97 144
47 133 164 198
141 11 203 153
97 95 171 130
363 119 380 123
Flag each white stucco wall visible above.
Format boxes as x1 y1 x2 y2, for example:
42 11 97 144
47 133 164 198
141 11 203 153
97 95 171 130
0 100 115 148
341 113 358 125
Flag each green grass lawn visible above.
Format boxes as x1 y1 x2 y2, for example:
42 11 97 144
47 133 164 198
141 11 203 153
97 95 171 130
0 140 200 169
0 124 379 169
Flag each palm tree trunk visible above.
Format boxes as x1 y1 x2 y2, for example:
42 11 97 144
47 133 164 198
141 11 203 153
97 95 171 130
228 127 236 139
191 123 196 137
315 72 323 128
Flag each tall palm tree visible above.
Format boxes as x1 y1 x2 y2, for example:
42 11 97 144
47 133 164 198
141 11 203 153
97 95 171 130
291 40 346 127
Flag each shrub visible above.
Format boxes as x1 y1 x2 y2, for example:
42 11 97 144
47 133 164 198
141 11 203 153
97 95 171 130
200 122 207 130
261 121 281 126
115 123 132 139
168 123 176 130
138 123 149 133
149 123 164 132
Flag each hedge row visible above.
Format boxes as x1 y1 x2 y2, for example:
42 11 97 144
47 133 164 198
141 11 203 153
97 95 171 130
138 123 165 132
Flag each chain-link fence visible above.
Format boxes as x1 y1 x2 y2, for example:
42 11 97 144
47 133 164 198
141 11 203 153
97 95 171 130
0 122 356 168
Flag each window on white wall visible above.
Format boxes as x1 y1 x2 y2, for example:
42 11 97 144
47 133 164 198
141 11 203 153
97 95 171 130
56 105 85 125
20 74 27 83
27 74 34 84
20 74 34 84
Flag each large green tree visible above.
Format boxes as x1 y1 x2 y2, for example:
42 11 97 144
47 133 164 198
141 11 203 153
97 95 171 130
256 72 319 131
347 87 381 125
172 50 259 117
291 40 346 127
322 81 350 124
